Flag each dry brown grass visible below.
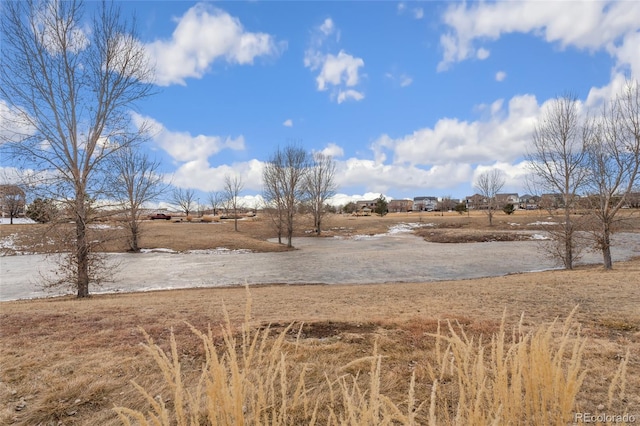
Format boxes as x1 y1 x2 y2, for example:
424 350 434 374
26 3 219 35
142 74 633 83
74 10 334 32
1 211 639 424
113 299 600 425
2 209 638 254
1 258 639 424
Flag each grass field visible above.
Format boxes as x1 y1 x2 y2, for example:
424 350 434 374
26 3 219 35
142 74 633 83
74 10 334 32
1 210 639 424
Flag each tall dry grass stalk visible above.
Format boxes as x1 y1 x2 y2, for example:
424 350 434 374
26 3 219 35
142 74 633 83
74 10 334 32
115 301 620 425
426 307 587 425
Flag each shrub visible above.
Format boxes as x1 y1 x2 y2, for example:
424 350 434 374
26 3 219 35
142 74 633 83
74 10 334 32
26 198 58 223
454 202 467 215
503 203 515 215
185 215 193 222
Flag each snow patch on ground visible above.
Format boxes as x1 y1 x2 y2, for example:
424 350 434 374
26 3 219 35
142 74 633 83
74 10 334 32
529 221 558 226
0 218 36 225
187 248 252 255
140 247 252 255
388 222 434 234
88 224 123 230
530 234 550 240
140 248 176 253
0 233 35 256
351 222 434 240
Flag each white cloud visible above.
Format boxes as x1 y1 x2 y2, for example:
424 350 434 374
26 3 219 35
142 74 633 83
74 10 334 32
145 3 283 86
304 20 365 103
369 94 541 179
413 8 424 20
337 89 365 104
385 72 413 88
495 71 507 82
283 119 293 127
476 48 490 60
335 158 474 194
397 3 406 14
437 1 640 76
400 74 413 87
315 50 365 91
319 18 335 36
319 142 345 158
0 100 36 144
328 192 392 206
171 159 264 192
133 113 244 163
472 161 531 191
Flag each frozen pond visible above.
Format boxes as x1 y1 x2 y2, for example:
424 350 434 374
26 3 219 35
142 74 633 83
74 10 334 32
1 231 639 301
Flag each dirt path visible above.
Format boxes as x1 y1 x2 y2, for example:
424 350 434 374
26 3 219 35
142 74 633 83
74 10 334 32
1 232 639 301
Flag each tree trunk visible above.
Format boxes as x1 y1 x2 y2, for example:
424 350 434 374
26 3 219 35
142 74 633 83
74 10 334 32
564 208 573 270
130 219 140 252
76 200 90 298
602 221 613 270
287 212 294 248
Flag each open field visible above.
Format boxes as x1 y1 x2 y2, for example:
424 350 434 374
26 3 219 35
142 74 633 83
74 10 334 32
1 210 639 424
2 209 639 255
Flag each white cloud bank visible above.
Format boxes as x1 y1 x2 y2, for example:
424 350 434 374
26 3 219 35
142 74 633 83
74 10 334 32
304 18 365 104
437 0 640 75
145 3 284 86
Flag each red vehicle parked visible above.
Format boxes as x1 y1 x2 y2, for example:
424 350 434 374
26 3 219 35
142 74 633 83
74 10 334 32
149 213 171 220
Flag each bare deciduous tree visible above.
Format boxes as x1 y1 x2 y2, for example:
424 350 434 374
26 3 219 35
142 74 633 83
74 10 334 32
262 145 308 248
438 195 453 216
525 94 590 269
585 81 640 270
109 147 167 252
0 183 26 224
474 170 505 226
172 188 197 217
224 174 244 232
262 159 286 244
208 191 224 216
0 0 154 297
304 152 336 235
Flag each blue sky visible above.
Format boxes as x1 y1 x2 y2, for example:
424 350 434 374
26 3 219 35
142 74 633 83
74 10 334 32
3 1 639 207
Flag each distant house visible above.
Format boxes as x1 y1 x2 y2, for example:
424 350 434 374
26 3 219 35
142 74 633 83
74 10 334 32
0 184 26 222
539 193 564 210
465 194 487 210
519 194 540 210
412 196 438 211
626 192 640 208
495 193 520 209
388 199 413 213
356 199 378 211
